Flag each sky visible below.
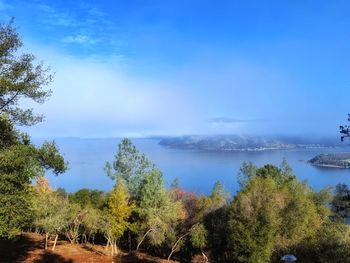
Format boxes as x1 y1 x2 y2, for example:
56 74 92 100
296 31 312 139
1 0 350 138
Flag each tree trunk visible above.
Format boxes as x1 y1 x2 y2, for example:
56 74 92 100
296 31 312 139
136 228 154 251
167 232 189 263
128 231 131 252
81 234 86 245
45 232 49 250
105 239 110 250
52 235 58 251
202 251 209 263
110 240 114 256
114 240 118 256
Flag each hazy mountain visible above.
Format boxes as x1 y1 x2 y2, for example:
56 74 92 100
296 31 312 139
159 135 343 151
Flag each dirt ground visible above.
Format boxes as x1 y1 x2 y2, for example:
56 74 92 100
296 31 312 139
0 233 179 263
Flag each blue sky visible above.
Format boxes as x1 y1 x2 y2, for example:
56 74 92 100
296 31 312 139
1 0 349 138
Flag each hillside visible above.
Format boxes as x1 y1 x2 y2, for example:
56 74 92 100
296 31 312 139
308 153 350 168
159 135 332 152
0 232 179 263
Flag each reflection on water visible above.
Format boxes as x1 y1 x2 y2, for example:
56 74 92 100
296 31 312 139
34 138 350 195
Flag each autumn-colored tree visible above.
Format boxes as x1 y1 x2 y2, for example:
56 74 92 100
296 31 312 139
104 178 134 256
33 177 68 250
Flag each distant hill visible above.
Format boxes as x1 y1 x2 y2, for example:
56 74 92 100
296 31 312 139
159 135 339 152
308 153 350 168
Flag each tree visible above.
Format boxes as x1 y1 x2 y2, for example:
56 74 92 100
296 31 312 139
189 223 208 262
0 20 53 126
69 188 106 209
331 183 350 221
63 203 86 244
33 177 67 250
238 160 295 189
237 161 257 188
104 178 134 256
0 142 66 239
340 114 350 142
0 20 66 240
81 207 102 245
227 177 283 263
210 181 229 209
135 169 182 252
291 222 350 263
228 169 324 263
105 138 154 198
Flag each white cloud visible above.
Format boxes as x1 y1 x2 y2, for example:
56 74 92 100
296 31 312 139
62 34 98 45
23 43 199 138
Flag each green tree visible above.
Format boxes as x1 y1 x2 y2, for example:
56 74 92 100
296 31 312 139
0 20 52 126
331 183 350 221
291 222 350 263
33 177 67 250
0 142 66 239
135 169 182 251
63 203 86 244
0 20 66 240
69 188 106 209
105 138 154 198
81 207 102 244
190 223 208 262
227 177 283 263
228 163 325 263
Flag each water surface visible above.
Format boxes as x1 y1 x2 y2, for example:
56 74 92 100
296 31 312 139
34 138 350 195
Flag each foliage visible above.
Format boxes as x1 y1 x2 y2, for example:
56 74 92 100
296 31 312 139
63 203 86 244
238 160 295 189
69 188 106 209
340 113 350 142
0 142 65 239
33 177 68 248
189 223 207 251
331 183 350 221
106 178 134 251
105 138 154 198
0 21 65 240
228 163 325 263
290 222 350 263
210 181 230 207
136 169 182 248
238 161 257 188
227 177 283 263
0 20 53 126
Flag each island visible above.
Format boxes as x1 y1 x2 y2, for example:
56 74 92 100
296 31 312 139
308 153 350 168
158 135 331 152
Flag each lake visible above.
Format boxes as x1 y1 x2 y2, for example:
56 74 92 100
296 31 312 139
34 138 350 195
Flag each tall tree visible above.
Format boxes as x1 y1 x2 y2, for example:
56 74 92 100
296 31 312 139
189 223 208 262
135 169 182 251
0 140 66 239
33 177 67 250
331 183 350 221
228 164 324 263
0 20 53 126
0 20 66 239
105 138 154 198
104 178 134 256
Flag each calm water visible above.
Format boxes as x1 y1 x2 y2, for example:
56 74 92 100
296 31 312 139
34 138 350 195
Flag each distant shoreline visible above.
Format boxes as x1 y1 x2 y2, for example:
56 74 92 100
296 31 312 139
308 153 350 169
309 163 350 169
